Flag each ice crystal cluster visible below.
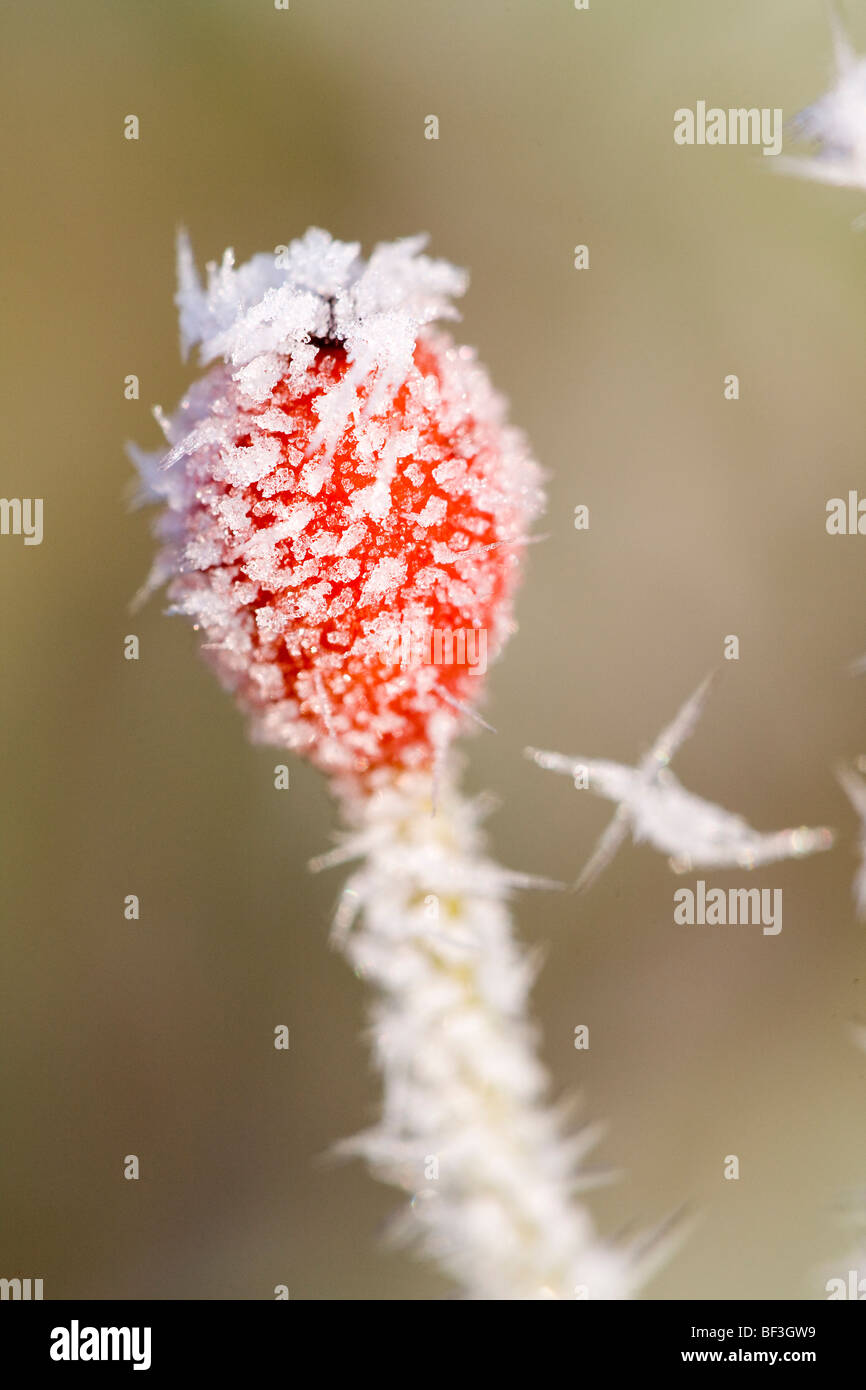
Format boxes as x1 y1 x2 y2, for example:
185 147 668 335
132 229 543 785
529 676 834 890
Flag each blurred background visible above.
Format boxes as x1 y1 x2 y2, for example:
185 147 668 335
2 0 866 1300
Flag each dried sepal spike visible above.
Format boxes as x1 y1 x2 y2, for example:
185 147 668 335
527 675 834 889
131 228 631 1299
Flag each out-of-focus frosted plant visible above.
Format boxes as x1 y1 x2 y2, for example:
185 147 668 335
778 8 866 1303
778 8 866 916
130 228 639 1299
527 676 834 890
836 767 866 917
778 7 866 189
817 1026 866 1297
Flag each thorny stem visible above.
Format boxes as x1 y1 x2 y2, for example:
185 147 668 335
317 768 633 1299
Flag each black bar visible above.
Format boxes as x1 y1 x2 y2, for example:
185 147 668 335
1 1299 860 1374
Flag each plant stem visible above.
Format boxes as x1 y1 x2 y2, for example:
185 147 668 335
319 766 631 1299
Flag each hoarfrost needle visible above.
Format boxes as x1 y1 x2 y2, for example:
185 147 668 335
130 228 632 1299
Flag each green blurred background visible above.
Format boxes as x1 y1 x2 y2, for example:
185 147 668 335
2 0 866 1299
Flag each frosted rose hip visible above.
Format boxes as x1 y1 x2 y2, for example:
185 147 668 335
131 230 543 781
129 229 632 1302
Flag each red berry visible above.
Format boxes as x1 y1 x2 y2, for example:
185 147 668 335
133 232 543 787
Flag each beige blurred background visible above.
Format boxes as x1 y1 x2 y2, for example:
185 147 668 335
2 0 866 1300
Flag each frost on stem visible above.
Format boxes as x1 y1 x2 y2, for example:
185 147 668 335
319 768 634 1300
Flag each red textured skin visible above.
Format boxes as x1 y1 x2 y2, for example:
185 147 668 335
175 336 526 779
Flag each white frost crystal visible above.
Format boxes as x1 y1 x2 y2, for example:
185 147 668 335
175 226 468 457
